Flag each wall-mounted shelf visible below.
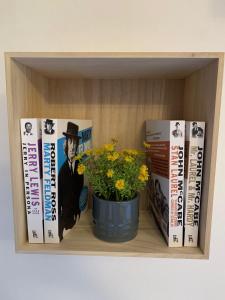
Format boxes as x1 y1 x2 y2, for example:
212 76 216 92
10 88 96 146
5 52 224 258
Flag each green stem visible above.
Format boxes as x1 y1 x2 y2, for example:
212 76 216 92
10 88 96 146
116 189 119 201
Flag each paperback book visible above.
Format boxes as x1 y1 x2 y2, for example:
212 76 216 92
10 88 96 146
146 120 185 247
42 118 92 243
20 118 44 243
184 121 205 247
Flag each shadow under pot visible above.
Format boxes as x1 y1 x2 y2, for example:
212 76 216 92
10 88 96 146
92 194 139 243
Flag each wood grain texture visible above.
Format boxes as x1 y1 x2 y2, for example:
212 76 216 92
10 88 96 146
47 78 184 209
183 56 224 256
17 211 205 259
6 52 223 59
47 78 184 147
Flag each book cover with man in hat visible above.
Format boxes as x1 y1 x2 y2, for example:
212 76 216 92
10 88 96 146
42 119 92 243
145 120 185 247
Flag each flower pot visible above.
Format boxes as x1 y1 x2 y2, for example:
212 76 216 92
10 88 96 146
92 194 139 242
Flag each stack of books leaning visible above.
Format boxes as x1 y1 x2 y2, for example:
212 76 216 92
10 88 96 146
145 120 205 247
20 118 92 243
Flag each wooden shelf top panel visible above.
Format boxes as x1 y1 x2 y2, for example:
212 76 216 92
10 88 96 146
12 57 216 79
6 52 223 79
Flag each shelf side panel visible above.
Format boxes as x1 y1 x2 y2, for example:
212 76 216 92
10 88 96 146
183 58 224 255
6 58 48 248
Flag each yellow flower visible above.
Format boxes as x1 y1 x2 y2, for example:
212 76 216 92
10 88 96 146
107 154 113 161
85 149 92 156
106 169 114 178
138 165 149 182
143 141 151 149
113 152 120 160
104 143 114 152
94 148 104 155
123 149 132 155
140 164 148 175
107 152 119 161
74 153 83 161
115 179 125 190
77 163 86 175
138 174 149 182
124 156 134 163
123 149 138 156
131 150 138 155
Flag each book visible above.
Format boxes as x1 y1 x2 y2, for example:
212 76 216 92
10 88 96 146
184 121 205 247
20 118 44 243
146 120 185 247
42 118 92 243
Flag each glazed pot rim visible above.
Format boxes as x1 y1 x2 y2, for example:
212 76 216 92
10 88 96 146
93 193 139 203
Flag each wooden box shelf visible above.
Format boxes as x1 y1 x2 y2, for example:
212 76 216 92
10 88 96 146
5 52 224 258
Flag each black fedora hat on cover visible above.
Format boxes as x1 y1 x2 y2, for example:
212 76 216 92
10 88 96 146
45 119 54 125
63 122 80 139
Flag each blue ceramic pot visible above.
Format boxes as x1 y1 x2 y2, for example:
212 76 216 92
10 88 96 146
92 194 139 242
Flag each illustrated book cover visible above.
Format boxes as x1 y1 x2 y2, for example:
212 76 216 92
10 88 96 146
146 120 185 247
42 118 92 243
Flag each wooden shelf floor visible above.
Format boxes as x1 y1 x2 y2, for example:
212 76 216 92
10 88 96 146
18 210 204 259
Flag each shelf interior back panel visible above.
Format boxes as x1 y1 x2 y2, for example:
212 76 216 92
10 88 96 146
9 60 185 211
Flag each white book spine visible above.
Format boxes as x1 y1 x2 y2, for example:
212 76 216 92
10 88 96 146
42 119 59 243
169 121 185 247
184 122 205 247
20 119 44 243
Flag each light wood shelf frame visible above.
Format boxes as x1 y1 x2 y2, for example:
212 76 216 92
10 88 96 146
5 52 224 259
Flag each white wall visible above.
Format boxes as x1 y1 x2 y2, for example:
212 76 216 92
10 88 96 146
1 1 225 299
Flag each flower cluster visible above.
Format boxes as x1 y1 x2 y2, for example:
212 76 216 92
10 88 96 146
138 165 149 182
124 156 134 163
107 152 119 161
75 139 150 201
77 163 86 175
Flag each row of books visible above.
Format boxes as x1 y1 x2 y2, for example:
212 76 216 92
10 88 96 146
145 120 205 247
20 118 92 243
21 118 204 247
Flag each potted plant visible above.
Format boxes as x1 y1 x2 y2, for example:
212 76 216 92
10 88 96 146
75 140 149 242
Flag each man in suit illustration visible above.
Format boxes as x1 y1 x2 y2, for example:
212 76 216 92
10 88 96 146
24 122 33 136
172 122 183 137
44 119 55 134
58 122 83 240
192 122 204 137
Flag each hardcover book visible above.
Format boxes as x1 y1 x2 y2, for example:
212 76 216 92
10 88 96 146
184 121 205 247
146 120 185 247
42 118 92 243
20 118 44 243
